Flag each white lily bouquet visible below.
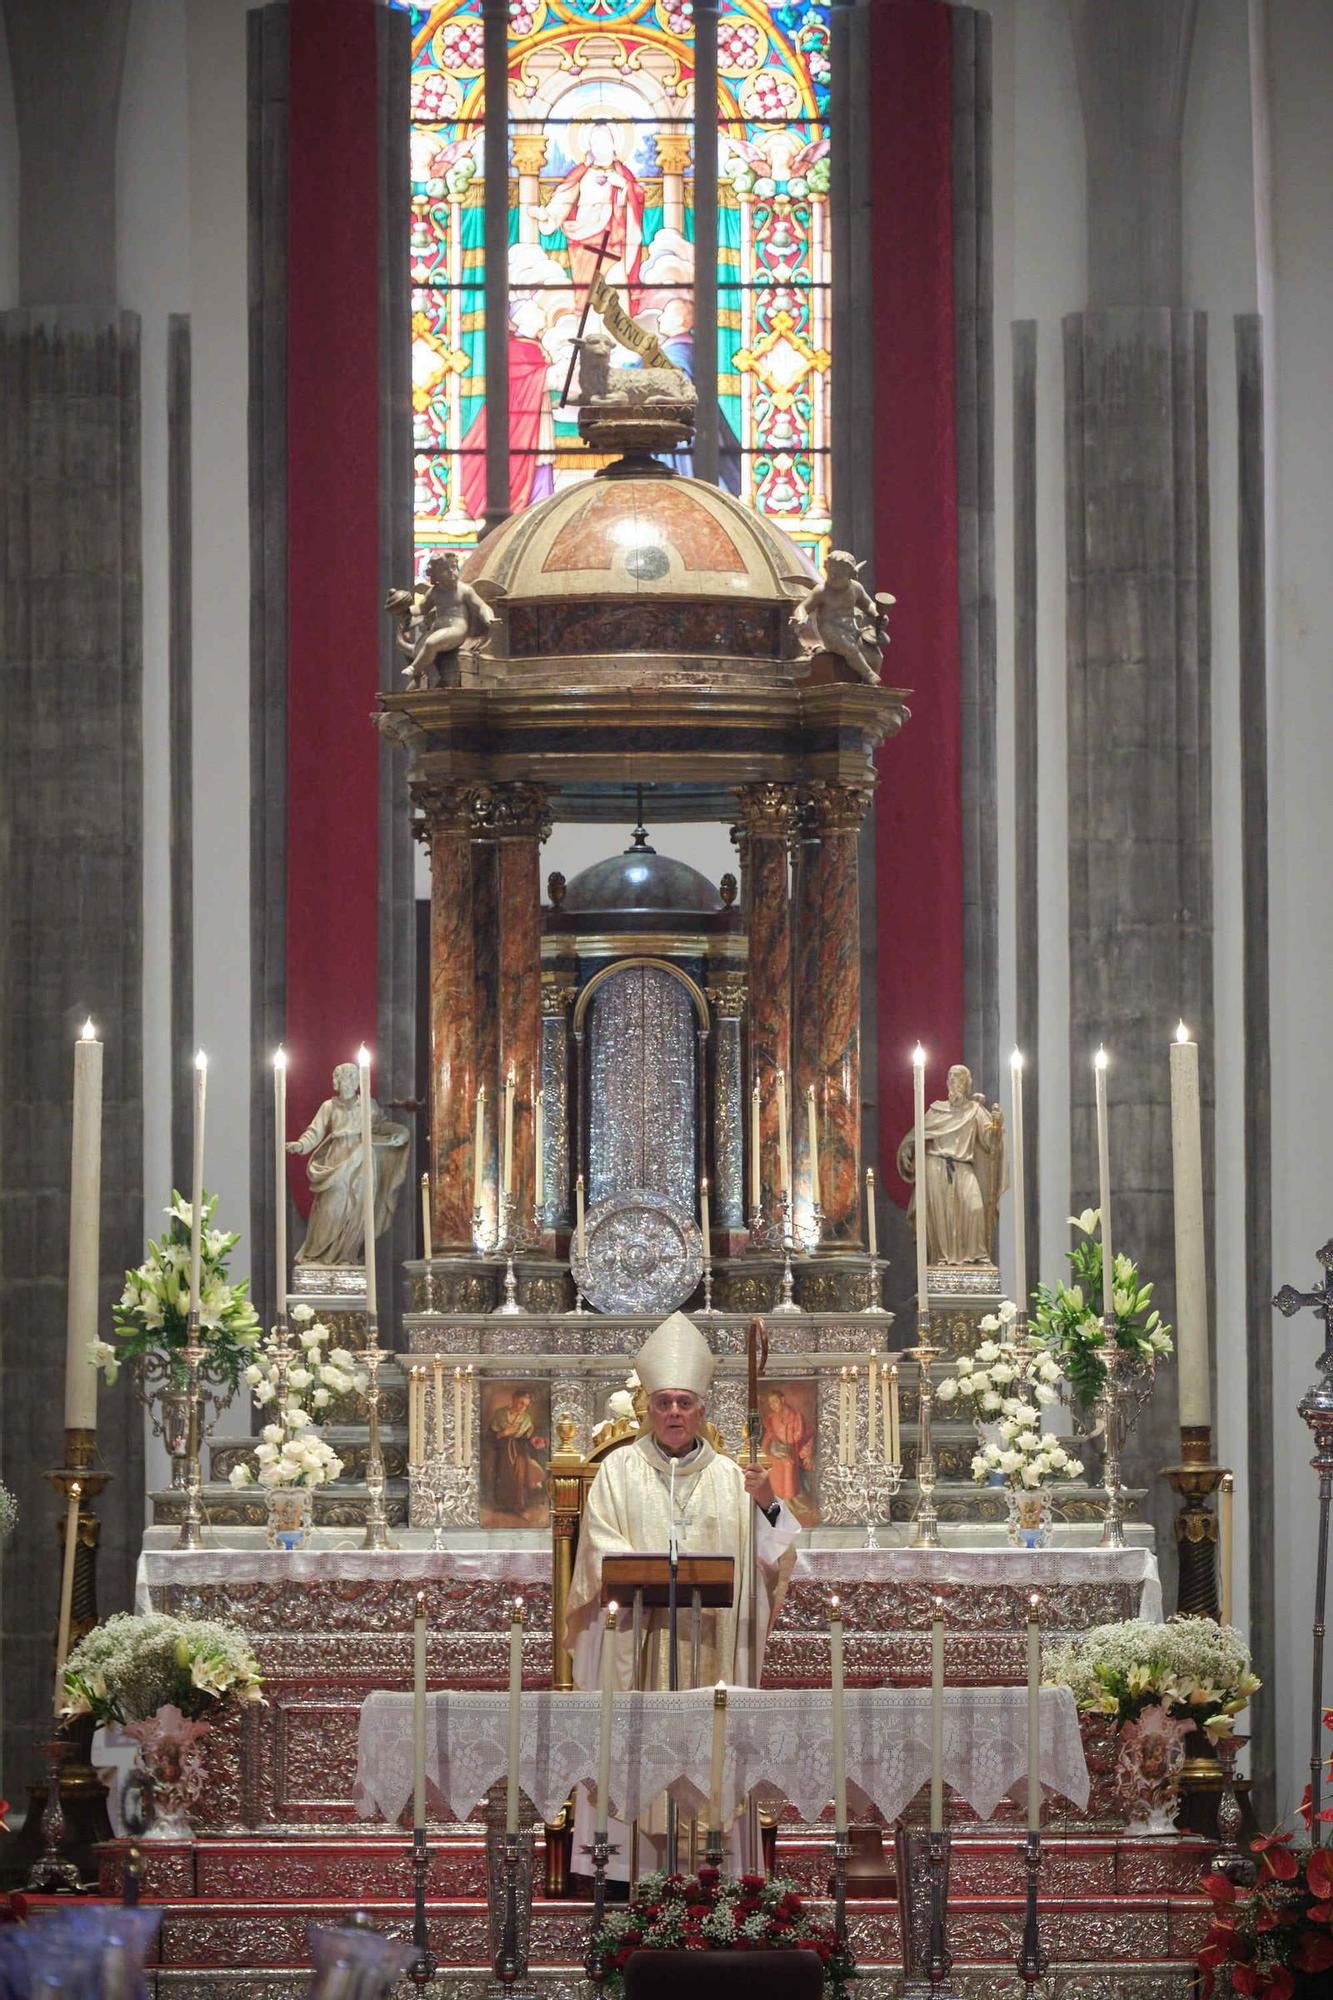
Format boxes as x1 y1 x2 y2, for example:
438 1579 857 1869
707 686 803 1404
229 1305 366 1492
92 1192 262 1393
935 1301 1083 1492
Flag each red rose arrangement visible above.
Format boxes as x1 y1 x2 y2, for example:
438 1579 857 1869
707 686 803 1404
1199 1710 1333 1999
587 1866 856 1993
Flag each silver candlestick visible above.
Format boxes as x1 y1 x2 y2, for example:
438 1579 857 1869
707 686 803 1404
862 1253 890 1315
773 1195 801 1314
1097 1319 1128 1549
177 1317 207 1551
361 1332 397 1551
906 1329 942 1548
495 1191 523 1317
699 1256 716 1315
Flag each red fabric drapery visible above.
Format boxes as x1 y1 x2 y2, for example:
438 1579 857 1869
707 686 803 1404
285 0 383 1205
868 0 964 1199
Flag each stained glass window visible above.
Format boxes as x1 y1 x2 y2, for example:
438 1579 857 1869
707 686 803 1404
404 0 830 566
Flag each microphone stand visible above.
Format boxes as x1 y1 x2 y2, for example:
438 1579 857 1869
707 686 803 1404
667 1458 680 1874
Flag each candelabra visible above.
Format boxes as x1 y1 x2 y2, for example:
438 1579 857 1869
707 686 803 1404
361 1334 397 1551
862 1253 890 1315
905 1332 942 1548
773 1195 801 1314
177 1317 207 1550
1096 1320 1128 1549
842 1452 904 1549
747 1205 783 1251
1015 1830 1048 1986
1274 1239 1333 1844
495 1190 523 1316
410 1456 473 1546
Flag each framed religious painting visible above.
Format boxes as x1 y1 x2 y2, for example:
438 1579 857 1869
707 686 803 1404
479 1376 552 1530
756 1376 819 1528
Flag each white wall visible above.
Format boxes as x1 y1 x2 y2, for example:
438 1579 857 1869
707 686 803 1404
1259 0 1333 1821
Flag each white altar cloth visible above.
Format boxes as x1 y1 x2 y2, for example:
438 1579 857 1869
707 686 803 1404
354 1685 1089 1830
137 1540 1159 1620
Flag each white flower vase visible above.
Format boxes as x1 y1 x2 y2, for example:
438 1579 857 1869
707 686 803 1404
1005 1487 1052 1548
123 1705 211 1840
265 1483 313 1550
1114 1708 1191 1835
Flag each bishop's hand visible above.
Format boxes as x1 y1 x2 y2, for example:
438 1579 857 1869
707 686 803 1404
743 1463 776 1513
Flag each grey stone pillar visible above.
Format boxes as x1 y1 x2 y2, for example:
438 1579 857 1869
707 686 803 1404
1065 1 1209 1601
0 0 144 1795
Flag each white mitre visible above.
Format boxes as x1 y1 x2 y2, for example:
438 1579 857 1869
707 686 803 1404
635 1311 716 1399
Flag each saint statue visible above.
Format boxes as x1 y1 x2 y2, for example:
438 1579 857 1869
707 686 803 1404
288 1063 411 1268
896 1062 1008 1266
565 1312 800 1879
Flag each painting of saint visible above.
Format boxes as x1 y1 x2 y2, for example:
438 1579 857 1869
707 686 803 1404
480 1379 552 1530
756 1379 819 1528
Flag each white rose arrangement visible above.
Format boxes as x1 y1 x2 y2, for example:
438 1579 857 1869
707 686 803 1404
934 1301 1082 1493
592 1369 642 1445
228 1305 365 1492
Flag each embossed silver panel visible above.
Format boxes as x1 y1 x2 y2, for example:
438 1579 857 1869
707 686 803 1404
570 1189 704 1317
586 963 695 1212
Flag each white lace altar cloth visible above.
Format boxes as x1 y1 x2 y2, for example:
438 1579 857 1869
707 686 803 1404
355 1685 1088 1830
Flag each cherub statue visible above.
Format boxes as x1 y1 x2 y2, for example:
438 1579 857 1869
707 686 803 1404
385 551 496 689
791 550 895 685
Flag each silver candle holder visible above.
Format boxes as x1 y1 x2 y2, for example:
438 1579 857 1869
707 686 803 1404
177 1317 208 1551
1097 1318 1128 1550
862 1253 890 1315
905 1330 942 1548
495 1190 523 1317
361 1332 396 1551
772 1194 802 1315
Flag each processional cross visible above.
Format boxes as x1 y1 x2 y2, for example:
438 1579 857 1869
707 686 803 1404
1274 1240 1333 1843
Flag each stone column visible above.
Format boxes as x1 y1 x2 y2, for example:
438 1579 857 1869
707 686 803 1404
732 783 796 1229
487 784 551 1241
706 972 747 1237
415 783 483 1250
793 784 870 1244
654 131 691 239
1065 1 1208 1590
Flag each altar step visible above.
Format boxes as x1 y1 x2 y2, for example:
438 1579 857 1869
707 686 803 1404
98 1831 1214 1906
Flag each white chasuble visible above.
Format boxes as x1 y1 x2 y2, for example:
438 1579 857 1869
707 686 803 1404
566 1433 800 1876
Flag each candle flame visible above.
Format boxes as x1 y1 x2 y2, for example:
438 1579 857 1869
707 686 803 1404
1176 1019 1191 1044
866 1167 875 1185
701 1176 709 1193
1009 1047 1024 1071
273 1045 287 1071
933 1595 945 1614
195 1049 208 1071
416 1590 427 1612
357 1044 371 1067
1028 1592 1041 1613
607 1599 618 1618
716 1678 727 1692
513 1596 524 1617
912 1043 926 1066
71 1481 81 1499
1094 1045 1109 1071
80 1018 96 1042
829 1594 840 1615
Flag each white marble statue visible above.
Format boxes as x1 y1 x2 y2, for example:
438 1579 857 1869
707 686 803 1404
288 1063 411 1268
896 1063 1008 1266
791 550 895 684
386 551 495 690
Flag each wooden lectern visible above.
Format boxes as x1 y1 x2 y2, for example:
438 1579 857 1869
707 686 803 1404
600 1554 735 1878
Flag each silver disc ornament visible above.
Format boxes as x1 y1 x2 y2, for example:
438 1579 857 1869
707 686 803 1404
570 1189 704 1316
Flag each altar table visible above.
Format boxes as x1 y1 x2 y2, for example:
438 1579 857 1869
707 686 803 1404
354 1685 1090 1830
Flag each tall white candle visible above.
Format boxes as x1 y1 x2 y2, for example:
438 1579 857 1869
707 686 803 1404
912 1045 928 1310
807 1084 820 1211
776 1069 791 1210
357 1045 377 1317
505 1598 524 1834
1009 1050 1027 1311
866 1167 878 1257
189 1051 208 1317
65 1021 104 1431
888 1364 901 1466
848 1366 858 1457
930 1596 945 1833
596 1603 618 1837
408 1366 422 1468
1169 1023 1210 1428
453 1366 463 1468
413 1591 428 1830
464 1364 474 1467
837 1369 848 1465
700 1175 711 1255
273 1049 288 1323
829 1600 848 1834
708 1680 728 1836
750 1078 761 1213
1093 1047 1114 1323
433 1355 445 1454
534 1088 545 1217
502 1067 515 1201
421 1173 432 1263
472 1086 486 1214
1221 1473 1234 1626
1027 1592 1041 1831
53 1482 81 1713
576 1173 586 1260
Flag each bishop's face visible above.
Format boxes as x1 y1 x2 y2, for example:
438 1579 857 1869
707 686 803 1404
647 1389 705 1457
